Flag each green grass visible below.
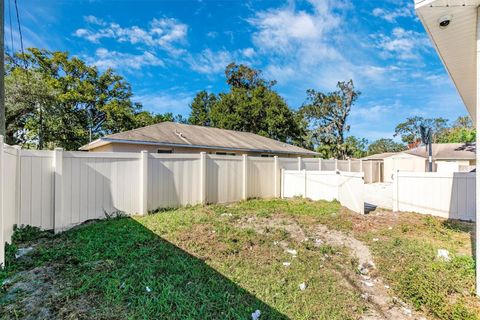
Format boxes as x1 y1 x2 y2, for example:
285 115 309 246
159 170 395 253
355 213 478 320
0 199 478 319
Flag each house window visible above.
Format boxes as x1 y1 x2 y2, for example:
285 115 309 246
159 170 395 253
157 149 173 154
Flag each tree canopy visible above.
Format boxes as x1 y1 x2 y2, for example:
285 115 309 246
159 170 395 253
6 49 172 150
188 63 308 147
367 138 406 155
300 80 359 159
393 116 448 145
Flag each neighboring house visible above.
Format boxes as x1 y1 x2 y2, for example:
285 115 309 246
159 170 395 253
80 122 318 157
383 143 476 181
361 152 397 161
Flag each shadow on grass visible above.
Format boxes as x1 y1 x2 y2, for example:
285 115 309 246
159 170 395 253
1 217 288 319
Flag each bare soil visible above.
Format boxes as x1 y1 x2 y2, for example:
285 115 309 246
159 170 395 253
236 214 427 320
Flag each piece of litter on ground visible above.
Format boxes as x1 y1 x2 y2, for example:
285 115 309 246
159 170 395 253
299 282 307 291
220 213 233 217
363 281 374 287
384 285 390 289
145 286 152 293
314 238 323 244
437 249 451 261
273 241 279 246
372 238 379 242
282 262 291 267
361 293 369 300
402 307 412 316
286 249 297 256
15 247 34 259
252 309 261 320
120 282 126 289
388 226 393 230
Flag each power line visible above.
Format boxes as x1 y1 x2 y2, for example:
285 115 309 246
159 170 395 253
8 0 13 56
14 0 27 70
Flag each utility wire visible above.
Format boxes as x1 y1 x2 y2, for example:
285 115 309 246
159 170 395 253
7 0 14 56
14 0 27 70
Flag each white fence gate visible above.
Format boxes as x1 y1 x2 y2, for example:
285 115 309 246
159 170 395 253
282 170 365 214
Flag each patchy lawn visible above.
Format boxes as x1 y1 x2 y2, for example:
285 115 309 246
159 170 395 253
0 199 477 319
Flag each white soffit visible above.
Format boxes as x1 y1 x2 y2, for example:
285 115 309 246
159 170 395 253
415 0 480 119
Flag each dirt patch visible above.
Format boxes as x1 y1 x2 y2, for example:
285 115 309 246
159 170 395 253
1 265 62 319
236 214 427 320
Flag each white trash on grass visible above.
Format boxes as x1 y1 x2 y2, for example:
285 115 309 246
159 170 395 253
437 249 451 261
286 249 297 256
15 247 34 259
299 282 307 291
252 309 261 320
282 262 291 267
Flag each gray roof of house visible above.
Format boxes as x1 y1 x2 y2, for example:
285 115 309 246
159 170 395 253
361 152 398 160
405 143 476 160
80 122 318 156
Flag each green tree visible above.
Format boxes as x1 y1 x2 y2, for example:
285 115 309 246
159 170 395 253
436 116 475 143
394 116 448 144
367 138 406 155
300 80 359 159
188 90 217 126
6 49 173 150
207 63 307 146
344 136 368 158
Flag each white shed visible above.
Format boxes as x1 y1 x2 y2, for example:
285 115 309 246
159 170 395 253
383 153 426 182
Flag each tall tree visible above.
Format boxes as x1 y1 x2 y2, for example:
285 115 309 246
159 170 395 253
6 49 173 150
188 90 217 126
345 136 368 159
206 63 307 146
394 116 448 145
436 116 475 143
300 80 359 159
367 138 406 155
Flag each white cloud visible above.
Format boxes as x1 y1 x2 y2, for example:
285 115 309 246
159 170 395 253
372 5 414 23
248 0 341 57
87 48 164 71
187 49 233 74
372 27 431 60
134 92 194 114
74 16 188 55
242 47 256 58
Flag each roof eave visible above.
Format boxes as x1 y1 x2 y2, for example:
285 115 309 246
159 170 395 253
81 137 319 156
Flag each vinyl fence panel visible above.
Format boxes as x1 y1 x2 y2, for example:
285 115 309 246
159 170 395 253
305 171 338 201
338 172 365 214
394 171 475 221
60 152 141 230
19 150 55 230
148 154 201 210
206 155 244 204
3 148 18 243
248 157 276 199
282 170 365 214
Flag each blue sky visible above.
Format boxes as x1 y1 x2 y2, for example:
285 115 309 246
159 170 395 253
8 0 468 142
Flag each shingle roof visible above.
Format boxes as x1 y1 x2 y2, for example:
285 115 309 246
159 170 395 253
361 152 397 160
80 122 318 156
405 143 476 160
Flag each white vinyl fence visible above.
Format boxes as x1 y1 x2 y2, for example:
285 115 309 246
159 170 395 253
0 142 299 267
282 170 365 214
393 171 476 221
